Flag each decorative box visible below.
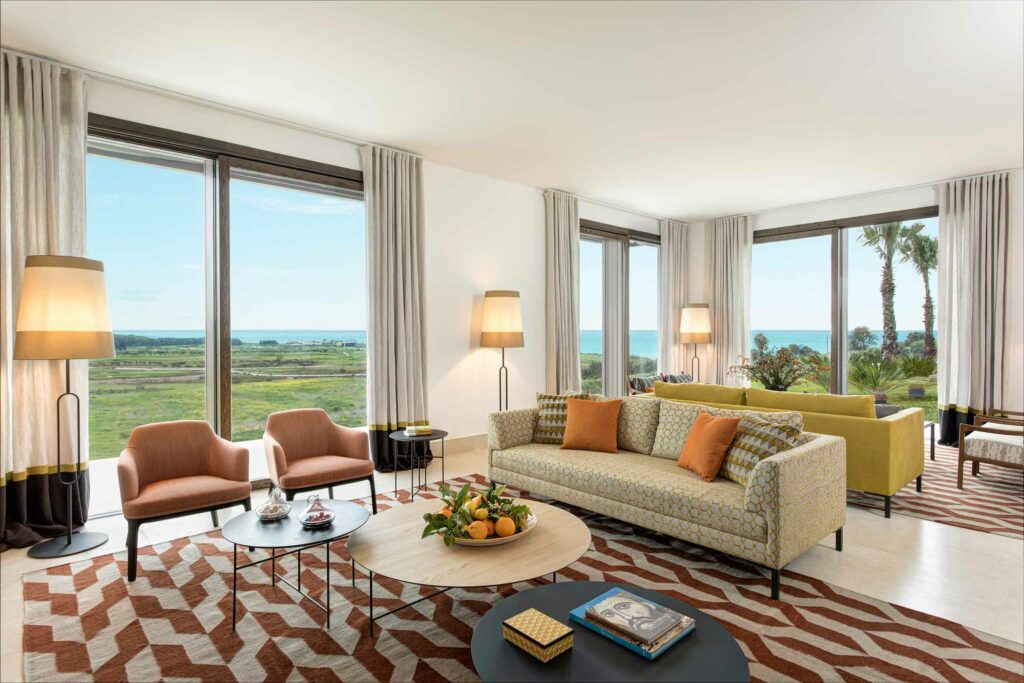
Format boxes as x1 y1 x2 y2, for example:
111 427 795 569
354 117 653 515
502 608 573 663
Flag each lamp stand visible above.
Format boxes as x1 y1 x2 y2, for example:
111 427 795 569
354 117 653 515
28 359 108 559
497 347 510 411
690 345 701 384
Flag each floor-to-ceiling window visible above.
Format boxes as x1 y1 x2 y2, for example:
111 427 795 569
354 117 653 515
579 238 605 394
628 241 659 379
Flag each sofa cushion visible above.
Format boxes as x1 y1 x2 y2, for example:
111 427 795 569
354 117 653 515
650 401 803 460
721 415 803 487
746 387 875 419
617 396 661 455
628 374 660 393
492 443 766 541
562 398 622 453
653 381 746 406
534 393 587 444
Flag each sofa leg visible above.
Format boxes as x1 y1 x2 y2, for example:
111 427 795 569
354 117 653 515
369 476 378 515
126 519 140 582
884 496 891 518
770 569 780 600
210 509 219 527
916 475 922 493
835 527 843 552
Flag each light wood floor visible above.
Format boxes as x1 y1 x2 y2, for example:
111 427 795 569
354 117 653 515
2 447 1022 682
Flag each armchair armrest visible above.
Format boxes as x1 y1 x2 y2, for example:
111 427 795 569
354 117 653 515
487 408 538 467
263 431 289 483
334 424 370 461
117 448 141 505
745 433 846 568
208 437 249 482
976 415 1024 429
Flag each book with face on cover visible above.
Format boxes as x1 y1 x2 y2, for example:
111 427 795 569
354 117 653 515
584 589 683 645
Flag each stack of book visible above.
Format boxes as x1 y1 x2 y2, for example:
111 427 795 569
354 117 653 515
404 424 432 437
568 589 695 660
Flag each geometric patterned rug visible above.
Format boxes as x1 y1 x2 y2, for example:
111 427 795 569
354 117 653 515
848 440 1024 539
23 474 1024 682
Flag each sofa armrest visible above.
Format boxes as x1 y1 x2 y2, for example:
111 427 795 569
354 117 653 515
487 408 538 467
745 433 847 568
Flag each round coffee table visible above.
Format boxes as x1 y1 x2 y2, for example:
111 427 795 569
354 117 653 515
222 498 370 629
347 497 591 634
472 581 749 682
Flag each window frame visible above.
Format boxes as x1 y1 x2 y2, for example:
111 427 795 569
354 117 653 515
87 115 365 439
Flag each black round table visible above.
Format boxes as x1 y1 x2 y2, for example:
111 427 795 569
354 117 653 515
221 499 369 629
388 429 448 498
471 581 749 683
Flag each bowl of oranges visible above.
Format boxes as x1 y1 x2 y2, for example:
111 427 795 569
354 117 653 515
422 482 536 547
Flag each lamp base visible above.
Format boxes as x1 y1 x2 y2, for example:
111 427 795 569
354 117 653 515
27 531 108 559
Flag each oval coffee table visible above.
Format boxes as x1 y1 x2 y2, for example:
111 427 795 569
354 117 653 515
347 497 591 634
472 581 750 682
222 498 370 629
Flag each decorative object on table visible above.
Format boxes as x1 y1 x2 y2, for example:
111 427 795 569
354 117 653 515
570 588 695 660
404 423 432 437
300 494 336 528
502 608 574 663
679 303 711 383
480 290 525 411
14 255 115 559
256 486 291 521
421 482 533 546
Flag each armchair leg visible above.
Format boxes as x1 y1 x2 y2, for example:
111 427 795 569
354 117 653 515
884 496 891 518
916 475 922 492
835 527 843 552
770 569 780 600
126 519 141 582
285 490 295 502
972 461 980 476
211 509 219 527
329 485 334 498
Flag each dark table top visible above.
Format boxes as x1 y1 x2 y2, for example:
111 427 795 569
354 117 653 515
471 581 750 683
388 429 448 443
222 498 370 550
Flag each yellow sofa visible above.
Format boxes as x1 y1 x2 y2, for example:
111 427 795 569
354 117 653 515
652 382 924 517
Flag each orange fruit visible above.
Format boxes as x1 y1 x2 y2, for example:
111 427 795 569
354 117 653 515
439 507 452 518
467 520 489 540
474 507 489 520
495 516 516 538
483 518 496 537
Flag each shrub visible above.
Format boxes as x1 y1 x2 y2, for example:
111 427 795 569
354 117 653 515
900 356 936 379
730 334 815 392
848 357 907 401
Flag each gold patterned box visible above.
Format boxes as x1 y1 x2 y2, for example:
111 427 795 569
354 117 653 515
502 608 574 663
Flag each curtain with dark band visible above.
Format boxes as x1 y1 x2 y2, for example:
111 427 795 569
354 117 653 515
361 144 431 472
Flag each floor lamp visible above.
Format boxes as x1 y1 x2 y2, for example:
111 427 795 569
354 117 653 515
680 303 712 384
480 290 524 411
14 256 115 558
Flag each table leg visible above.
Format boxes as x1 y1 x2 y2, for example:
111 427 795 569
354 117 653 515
325 541 331 628
929 423 935 461
297 548 301 591
351 558 355 587
369 570 375 636
232 544 238 630
271 548 276 586
441 438 445 484
552 572 556 583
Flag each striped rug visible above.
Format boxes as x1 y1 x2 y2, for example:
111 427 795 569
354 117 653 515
847 441 1024 538
22 475 1024 682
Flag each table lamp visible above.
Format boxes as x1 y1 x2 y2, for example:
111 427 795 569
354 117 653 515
480 290 524 411
679 303 712 384
14 255 115 558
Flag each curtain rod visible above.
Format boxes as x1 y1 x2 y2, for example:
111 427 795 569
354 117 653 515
0 45 423 159
552 190 673 223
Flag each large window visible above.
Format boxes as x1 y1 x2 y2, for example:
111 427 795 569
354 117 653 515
579 238 604 394
628 242 658 377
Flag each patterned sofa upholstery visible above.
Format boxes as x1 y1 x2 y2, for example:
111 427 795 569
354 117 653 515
487 397 847 599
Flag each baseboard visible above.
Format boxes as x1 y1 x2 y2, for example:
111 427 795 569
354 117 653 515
442 433 487 455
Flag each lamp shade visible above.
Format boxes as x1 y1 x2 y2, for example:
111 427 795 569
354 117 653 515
480 290 524 348
14 255 115 360
679 303 712 345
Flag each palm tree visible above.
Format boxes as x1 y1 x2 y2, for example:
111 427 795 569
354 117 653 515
899 229 938 359
858 222 923 359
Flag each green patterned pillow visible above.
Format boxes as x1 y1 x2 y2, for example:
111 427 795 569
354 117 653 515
617 397 661 454
534 393 588 444
720 414 803 487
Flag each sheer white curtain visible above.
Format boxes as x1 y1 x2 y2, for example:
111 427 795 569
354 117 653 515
708 216 752 386
544 189 581 393
657 219 689 375
936 171 1010 444
1 51 89 547
602 239 628 397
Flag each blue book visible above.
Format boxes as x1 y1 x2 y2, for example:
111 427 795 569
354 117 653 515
568 589 695 660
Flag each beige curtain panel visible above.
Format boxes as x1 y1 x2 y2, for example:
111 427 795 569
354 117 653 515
936 171 1010 445
1 51 90 549
708 215 752 387
602 238 628 397
657 219 689 375
544 189 581 394
361 144 430 472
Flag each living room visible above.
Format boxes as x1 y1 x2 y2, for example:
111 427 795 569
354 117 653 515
1 1 1022 681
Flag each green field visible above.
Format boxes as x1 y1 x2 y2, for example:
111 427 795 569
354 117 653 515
89 340 367 459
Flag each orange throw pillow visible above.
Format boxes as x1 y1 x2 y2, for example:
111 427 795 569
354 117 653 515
677 412 740 481
561 398 622 453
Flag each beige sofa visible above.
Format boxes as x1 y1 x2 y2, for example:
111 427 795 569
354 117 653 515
487 397 847 599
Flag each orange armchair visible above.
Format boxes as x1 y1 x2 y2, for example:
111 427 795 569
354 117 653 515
118 420 251 581
263 409 377 513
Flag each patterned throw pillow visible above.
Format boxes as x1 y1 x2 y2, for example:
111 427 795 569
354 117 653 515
650 402 803 460
720 414 803 487
617 396 661 454
659 372 693 384
534 393 588 444
628 374 660 393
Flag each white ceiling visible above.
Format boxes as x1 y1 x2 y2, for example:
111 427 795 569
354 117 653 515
1 1 1022 220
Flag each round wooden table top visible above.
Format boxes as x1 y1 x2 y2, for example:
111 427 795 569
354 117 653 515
347 498 592 588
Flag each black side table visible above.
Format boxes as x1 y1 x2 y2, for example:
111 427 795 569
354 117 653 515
388 429 448 499
472 581 750 683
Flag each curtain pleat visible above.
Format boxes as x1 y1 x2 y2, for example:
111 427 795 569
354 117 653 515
657 219 689 374
602 239 628 397
936 172 1009 444
1 51 90 550
361 145 430 472
544 190 581 394
708 215 752 386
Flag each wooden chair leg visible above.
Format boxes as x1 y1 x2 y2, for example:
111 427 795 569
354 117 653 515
126 519 141 582
957 458 965 489
972 461 980 476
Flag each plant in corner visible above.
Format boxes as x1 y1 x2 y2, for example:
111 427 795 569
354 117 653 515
730 334 815 392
